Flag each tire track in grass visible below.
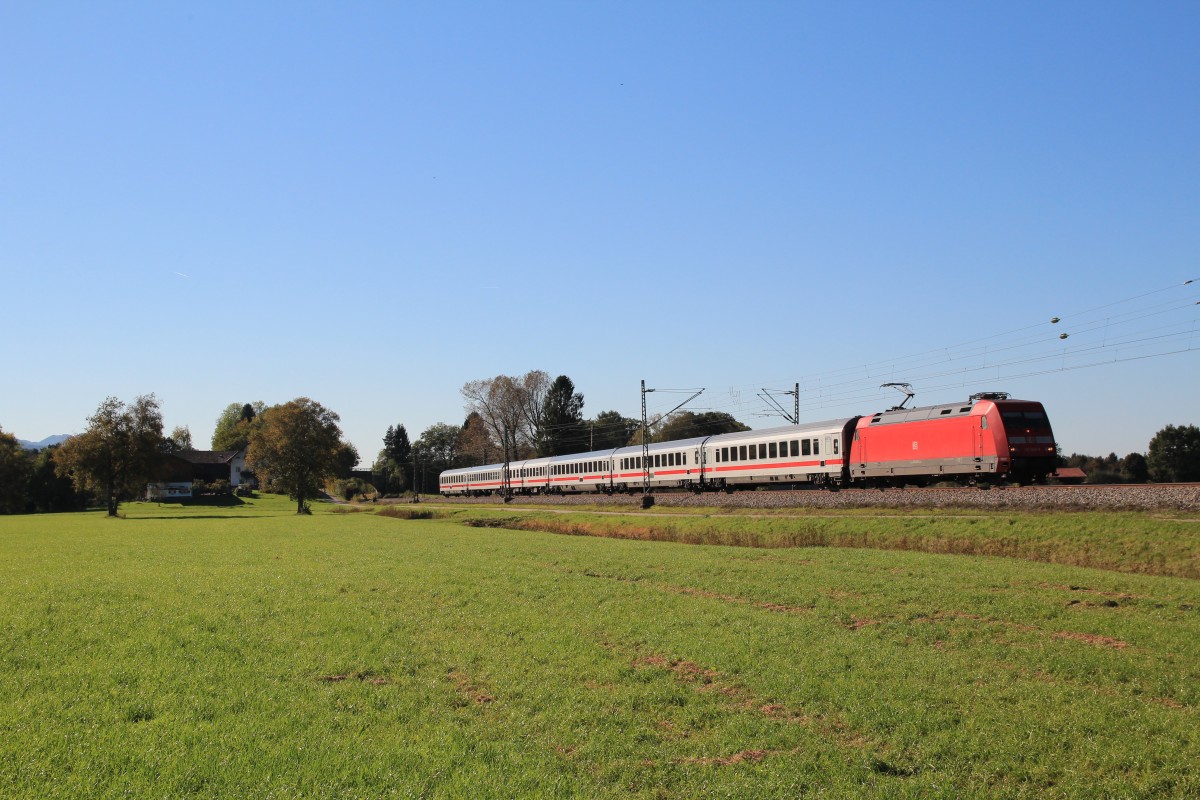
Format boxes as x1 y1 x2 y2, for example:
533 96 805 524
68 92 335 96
556 564 1138 653
596 641 887 772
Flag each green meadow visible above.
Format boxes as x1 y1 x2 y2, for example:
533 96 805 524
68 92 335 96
1 497 1197 798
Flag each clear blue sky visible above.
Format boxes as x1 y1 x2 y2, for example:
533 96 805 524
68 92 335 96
2 2 1197 461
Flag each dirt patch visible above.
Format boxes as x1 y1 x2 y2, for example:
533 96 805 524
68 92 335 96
1051 631 1130 649
319 671 390 685
448 669 496 705
677 749 771 766
848 617 881 630
1153 697 1185 709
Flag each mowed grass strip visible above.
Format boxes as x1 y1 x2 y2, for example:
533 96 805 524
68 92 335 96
0 496 1195 798
407 505 1200 579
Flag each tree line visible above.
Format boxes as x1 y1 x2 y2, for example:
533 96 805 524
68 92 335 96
1 395 359 516
1059 424 1200 484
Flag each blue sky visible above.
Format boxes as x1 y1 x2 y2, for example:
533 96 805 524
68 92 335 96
2 2 1197 461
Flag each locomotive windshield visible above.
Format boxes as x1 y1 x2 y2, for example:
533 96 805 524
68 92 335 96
1001 410 1049 428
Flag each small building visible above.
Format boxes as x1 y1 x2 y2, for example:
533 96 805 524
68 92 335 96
1050 466 1087 485
147 449 250 499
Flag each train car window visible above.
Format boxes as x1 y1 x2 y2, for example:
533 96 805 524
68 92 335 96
960 407 971 413
682 452 688 465
671 453 677 466
833 440 839 454
769 442 777 458
721 447 729 461
802 440 811 456
813 439 820 455
940 409 952 415
790 440 799 457
758 444 766 459
739 446 748 460
981 418 988 429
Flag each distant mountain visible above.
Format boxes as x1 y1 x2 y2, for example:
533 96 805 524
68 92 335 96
17 434 71 450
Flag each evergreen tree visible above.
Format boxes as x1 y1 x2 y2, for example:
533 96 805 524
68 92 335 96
539 375 586 456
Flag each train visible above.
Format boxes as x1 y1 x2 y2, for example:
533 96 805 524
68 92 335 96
438 393 1057 496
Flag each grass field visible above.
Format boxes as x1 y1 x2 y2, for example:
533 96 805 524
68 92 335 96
2 496 1197 798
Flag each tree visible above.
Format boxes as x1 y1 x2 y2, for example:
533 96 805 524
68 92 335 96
383 423 412 488
246 398 349 514
461 371 550 473
589 410 640 450
55 395 166 516
167 425 194 452
458 412 498 467
411 423 461 493
1147 424 1200 483
539 375 587 456
1121 452 1149 483
212 401 265 451
26 445 89 513
652 411 750 443
0 427 31 514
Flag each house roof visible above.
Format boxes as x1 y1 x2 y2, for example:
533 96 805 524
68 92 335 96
176 450 241 465
1052 467 1087 479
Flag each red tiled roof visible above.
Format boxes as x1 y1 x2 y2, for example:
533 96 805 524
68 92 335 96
1052 467 1087 479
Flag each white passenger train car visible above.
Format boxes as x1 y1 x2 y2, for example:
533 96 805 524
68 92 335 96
700 418 856 490
440 418 858 495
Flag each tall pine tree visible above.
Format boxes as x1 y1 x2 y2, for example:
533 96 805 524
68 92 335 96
539 375 587 456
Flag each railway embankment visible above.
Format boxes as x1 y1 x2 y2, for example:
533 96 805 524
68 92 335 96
427 484 1200 512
